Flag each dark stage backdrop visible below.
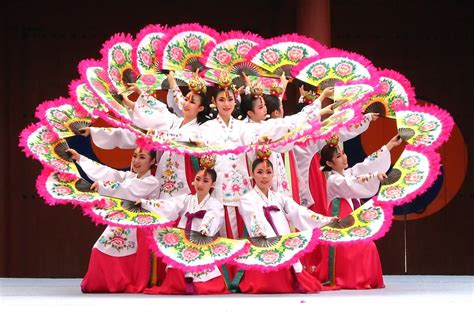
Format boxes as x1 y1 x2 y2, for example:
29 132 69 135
1 0 472 277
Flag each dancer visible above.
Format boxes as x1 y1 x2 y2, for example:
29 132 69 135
140 155 228 295
66 147 159 293
317 134 402 289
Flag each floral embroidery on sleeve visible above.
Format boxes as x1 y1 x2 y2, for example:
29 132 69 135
250 213 266 237
198 215 215 236
102 180 121 190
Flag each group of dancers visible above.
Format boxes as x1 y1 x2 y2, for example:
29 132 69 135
66 70 402 294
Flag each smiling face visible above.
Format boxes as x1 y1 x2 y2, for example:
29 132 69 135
248 97 268 122
213 90 236 119
193 169 215 195
326 147 348 172
252 161 273 191
131 148 156 176
183 94 204 120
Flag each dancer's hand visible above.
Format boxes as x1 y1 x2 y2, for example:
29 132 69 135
167 71 178 89
318 87 334 101
66 149 80 161
241 72 251 87
370 113 380 121
126 83 141 95
79 127 90 137
121 93 135 110
90 181 99 192
377 172 388 181
386 134 403 151
320 106 334 117
258 135 271 144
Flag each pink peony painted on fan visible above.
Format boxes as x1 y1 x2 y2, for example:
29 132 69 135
237 43 252 56
56 173 76 182
401 156 420 169
260 251 280 264
91 79 107 93
84 97 99 108
263 50 280 65
414 134 435 146
420 121 438 132
181 247 200 261
322 230 342 240
335 62 354 76
32 144 49 155
404 171 424 185
151 39 161 51
55 185 72 195
186 36 201 51
170 46 184 62
391 97 406 109
350 227 370 237
287 47 304 62
140 51 153 67
215 50 232 65
231 184 240 192
109 67 121 82
134 215 154 225
41 131 58 143
405 114 423 126
310 64 328 79
52 111 68 121
51 160 67 170
284 237 303 249
360 209 379 221
107 211 126 221
113 49 126 65
380 81 391 94
162 232 180 246
383 186 404 199
140 74 157 86
211 244 229 256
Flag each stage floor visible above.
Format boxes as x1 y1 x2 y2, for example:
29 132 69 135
1 276 472 315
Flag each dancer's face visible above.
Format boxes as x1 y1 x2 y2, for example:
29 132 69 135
131 148 155 175
326 147 348 172
248 97 267 122
214 90 235 117
253 162 273 191
193 170 214 195
183 94 204 120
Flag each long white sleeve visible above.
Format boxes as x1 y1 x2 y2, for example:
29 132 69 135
76 154 127 182
349 145 391 176
141 194 188 220
90 127 137 149
280 194 334 229
132 93 180 130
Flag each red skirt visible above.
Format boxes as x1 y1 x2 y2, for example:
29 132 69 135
315 198 385 289
238 268 322 294
144 268 228 295
81 229 151 293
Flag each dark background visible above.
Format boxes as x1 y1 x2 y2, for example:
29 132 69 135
1 0 472 277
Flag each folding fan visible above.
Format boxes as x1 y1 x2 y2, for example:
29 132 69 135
149 227 249 272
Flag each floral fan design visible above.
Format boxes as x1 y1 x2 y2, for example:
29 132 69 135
148 227 249 272
319 199 392 244
361 69 417 118
395 106 454 148
291 49 378 90
19 23 456 271
19 123 80 176
232 229 320 271
248 34 326 76
35 100 91 138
